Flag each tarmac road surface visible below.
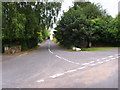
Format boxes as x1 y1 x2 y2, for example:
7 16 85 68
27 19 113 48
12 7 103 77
2 40 119 88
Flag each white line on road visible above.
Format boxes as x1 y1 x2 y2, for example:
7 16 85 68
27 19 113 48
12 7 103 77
67 60 75 64
101 57 108 60
66 69 77 73
108 56 114 58
96 55 118 62
110 58 117 60
50 73 64 78
96 59 100 61
89 61 95 63
48 49 53 54
97 61 104 64
36 79 44 83
82 63 89 65
105 59 111 62
55 54 80 65
55 55 62 59
77 66 86 70
90 63 97 66
48 46 119 67
48 49 80 65
36 53 119 84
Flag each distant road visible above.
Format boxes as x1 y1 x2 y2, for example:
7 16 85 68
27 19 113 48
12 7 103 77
2 40 119 88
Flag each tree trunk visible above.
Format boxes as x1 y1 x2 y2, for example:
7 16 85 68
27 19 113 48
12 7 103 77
87 41 92 48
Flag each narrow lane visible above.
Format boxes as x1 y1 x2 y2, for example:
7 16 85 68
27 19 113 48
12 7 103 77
2 40 119 88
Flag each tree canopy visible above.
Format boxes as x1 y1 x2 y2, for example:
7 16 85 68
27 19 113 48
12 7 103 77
2 2 61 52
54 2 120 48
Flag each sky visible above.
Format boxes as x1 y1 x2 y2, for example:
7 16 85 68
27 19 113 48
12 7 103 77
56 0 120 26
89 0 119 18
61 0 120 18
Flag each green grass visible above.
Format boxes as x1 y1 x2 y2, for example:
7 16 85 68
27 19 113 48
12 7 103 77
82 47 120 51
64 47 120 52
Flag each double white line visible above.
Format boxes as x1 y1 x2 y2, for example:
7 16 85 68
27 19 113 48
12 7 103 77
36 54 119 83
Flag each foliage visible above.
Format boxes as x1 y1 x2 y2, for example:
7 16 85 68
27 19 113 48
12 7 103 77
91 15 120 46
2 2 61 52
37 29 50 42
82 47 120 51
55 8 88 48
54 2 120 48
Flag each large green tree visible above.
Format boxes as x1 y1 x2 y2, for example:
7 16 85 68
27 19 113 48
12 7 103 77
55 2 120 48
2 2 61 52
88 14 120 47
54 2 106 48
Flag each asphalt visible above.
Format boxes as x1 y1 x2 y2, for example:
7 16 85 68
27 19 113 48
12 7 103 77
2 40 119 88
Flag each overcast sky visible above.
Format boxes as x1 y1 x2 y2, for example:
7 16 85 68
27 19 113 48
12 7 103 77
89 0 119 17
61 0 120 18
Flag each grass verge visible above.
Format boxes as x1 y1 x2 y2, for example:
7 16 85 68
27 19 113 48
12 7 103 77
63 47 120 52
82 47 120 51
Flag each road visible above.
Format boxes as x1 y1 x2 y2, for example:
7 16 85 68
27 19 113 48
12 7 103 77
2 40 119 88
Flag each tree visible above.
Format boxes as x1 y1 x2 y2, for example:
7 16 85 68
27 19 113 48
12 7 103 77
90 15 120 47
2 2 61 52
54 2 106 48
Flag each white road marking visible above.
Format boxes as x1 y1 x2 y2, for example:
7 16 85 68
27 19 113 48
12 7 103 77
48 49 53 54
55 54 80 65
108 56 114 58
62 58 71 62
96 55 118 62
61 57 75 63
36 79 44 83
77 66 86 70
55 55 61 59
47 43 119 80
50 73 64 78
48 48 79 65
60 57 68 61
109 56 119 60
110 58 117 60
82 63 89 65
101 57 108 60
105 59 111 62
116 56 120 58
67 60 75 63
89 61 95 63
35 53 119 83
66 69 77 73
90 63 97 66
96 59 100 61
48 45 119 67
116 56 119 58
36 41 120 83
